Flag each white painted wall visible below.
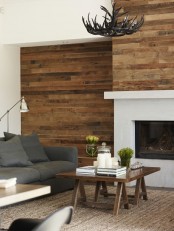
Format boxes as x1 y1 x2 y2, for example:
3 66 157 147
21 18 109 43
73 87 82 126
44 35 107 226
0 0 20 135
0 45 20 136
0 0 111 136
2 0 111 46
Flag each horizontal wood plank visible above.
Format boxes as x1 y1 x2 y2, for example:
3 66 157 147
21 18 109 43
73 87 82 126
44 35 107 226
21 41 113 156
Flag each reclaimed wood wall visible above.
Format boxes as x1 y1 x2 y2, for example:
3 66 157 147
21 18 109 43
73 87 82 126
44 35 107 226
113 0 174 90
21 41 113 156
21 0 174 157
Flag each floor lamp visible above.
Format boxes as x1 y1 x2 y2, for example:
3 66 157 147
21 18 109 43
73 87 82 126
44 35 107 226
0 96 29 132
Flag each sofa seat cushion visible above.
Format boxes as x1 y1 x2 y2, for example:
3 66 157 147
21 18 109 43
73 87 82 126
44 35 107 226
0 167 40 184
29 161 76 181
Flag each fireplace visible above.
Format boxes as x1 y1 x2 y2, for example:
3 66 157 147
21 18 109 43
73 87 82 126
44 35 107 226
104 90 174 187
135 121 174 160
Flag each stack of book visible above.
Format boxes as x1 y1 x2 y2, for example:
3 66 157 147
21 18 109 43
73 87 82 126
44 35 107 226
76 166 96 175
96 166 127 177
0 177 17 188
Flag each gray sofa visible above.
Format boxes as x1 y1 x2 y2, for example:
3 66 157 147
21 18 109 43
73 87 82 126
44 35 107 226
0 133 78 194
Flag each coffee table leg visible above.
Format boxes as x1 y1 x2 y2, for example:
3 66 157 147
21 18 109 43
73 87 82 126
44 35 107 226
94 181 102 202
71 180 86 211
122 183 129 209
71 179 80 210
141 177 148 200
101 181 108 197
113 182 123 216
79 181 86 202
134 178 142 205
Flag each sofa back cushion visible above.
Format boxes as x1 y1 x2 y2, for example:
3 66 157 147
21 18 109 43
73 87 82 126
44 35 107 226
4 132 50 163
20 133 50 163
0 136 33 167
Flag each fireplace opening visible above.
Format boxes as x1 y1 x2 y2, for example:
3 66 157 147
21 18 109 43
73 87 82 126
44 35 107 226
135 121 174 160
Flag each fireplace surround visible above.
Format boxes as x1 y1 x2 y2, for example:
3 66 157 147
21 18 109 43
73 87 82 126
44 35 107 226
104 90 174 188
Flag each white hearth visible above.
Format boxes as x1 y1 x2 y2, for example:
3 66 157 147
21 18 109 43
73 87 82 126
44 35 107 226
104 90 174 188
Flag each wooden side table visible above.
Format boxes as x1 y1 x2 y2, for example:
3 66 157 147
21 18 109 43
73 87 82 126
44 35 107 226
78 156 97 167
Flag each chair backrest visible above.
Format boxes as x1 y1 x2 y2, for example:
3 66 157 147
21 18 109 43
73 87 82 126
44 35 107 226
32 206 73 231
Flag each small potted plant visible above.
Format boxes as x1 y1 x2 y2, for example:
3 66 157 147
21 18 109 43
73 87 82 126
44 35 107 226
86 135 99 157
117 147 134 168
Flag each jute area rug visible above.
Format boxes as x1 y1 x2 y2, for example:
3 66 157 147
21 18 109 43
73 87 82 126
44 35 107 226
0 185 174 231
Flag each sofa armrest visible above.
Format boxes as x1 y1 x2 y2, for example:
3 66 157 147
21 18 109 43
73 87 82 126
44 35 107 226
44 146 78 167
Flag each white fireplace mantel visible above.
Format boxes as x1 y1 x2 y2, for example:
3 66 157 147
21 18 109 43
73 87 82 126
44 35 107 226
104 90 174 100
104 90 174 188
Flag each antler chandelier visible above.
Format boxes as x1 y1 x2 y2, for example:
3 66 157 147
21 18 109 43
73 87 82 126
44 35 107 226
82 2 144 37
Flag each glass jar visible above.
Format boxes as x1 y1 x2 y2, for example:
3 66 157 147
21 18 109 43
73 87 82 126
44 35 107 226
86 144 97 157
97 142 111 168
97 142 111 155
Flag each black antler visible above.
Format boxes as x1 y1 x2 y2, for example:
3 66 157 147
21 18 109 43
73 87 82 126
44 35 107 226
82 3 144 37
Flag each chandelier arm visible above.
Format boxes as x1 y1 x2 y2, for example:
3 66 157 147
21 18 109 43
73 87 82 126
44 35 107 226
92 16 99 30
135 16 144 28
87 13 92 27
103 15 110 29
100 5 113 19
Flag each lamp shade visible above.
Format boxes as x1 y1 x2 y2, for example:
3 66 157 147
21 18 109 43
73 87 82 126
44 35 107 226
20 97 29 112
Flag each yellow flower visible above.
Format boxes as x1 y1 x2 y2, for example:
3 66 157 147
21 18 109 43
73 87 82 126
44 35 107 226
86 135 99 144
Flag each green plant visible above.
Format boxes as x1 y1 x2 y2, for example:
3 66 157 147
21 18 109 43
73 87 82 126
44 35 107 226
117 147 134 159
117 147 134 168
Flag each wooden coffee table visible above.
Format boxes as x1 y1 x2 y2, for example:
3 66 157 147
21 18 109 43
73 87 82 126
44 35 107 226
0 184 51 207
57 167 160 216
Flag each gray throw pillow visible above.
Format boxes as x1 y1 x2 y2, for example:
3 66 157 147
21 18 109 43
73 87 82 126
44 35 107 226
4 132 49 163
19 133 49 163
3 132 15 141
0 136 33 167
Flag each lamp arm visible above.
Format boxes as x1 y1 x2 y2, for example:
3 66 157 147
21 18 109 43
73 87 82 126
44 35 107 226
0 98 23 121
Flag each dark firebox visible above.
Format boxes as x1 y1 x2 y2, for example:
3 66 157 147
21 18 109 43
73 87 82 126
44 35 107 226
135 121 174 160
